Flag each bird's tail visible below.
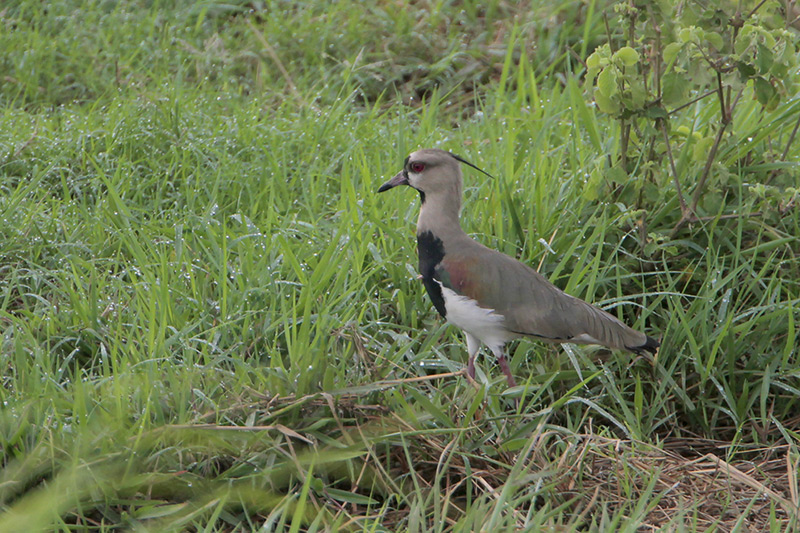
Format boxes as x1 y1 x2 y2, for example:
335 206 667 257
627 335 660 355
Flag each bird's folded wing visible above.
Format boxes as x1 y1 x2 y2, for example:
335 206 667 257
436 246 647 350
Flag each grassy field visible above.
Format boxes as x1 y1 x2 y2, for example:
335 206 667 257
1 1 799 531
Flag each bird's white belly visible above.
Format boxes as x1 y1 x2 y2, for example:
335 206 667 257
439 285 515 350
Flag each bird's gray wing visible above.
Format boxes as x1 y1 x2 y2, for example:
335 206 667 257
443 242 650 351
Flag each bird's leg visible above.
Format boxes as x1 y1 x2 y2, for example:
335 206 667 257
498 356 517 387
491 347 517 387
465 333 481 380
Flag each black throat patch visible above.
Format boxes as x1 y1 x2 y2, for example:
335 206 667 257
416 230 446 317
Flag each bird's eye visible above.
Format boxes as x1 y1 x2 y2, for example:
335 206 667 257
409 162 425 173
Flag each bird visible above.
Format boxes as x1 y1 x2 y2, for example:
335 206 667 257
377 148 659 387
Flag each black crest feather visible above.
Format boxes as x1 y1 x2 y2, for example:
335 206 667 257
449 153 496 180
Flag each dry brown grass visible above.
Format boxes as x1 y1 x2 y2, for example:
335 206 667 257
253 384 800 531
551 434 799 531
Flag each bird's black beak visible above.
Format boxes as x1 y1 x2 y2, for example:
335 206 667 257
377 170 408 193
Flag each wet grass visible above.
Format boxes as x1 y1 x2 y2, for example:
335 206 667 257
1 0 799 531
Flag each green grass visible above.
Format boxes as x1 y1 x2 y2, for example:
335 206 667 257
1 0 799 531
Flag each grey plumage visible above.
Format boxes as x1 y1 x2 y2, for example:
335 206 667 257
378 148 659 386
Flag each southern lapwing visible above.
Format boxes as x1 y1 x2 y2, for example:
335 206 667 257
378 148 659 387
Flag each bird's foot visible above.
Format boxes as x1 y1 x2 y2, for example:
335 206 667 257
463 357 482 389
497 355 517 388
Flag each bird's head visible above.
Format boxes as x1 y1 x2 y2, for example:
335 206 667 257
377 149 467 202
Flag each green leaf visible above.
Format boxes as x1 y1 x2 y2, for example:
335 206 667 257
705 31 723 50
586 51 601 70
770 61 789 79
688 57 713 88
739 23 756 41
662 72 688 105
644 105 667 119
692 136 715 161
133 504 190 520
734 29 753 55
736 61 756 79
753 76 776 106
756 42 774 74
593 89 619 114
405 388 453 427
699 191 723 213
762 29 777 48
325 488 379 505
663 42 683 66
613 46 640 66
607 165 627 184
628 81 646 109
597 66 617 97
582 168 603 201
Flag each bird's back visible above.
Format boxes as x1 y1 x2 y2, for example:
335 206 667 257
436 235 655 352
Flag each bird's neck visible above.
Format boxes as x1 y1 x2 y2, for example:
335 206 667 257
416 193 464 240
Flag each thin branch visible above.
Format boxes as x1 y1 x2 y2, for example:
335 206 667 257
765 107 800 185
689 83 743 214
660 119 688 216
689 120 727 213
603 12 616 53
729 83 745 111
653 16 662 101
567 46 588 70
695 211 763 222
621 119 630 172
669 88 717 115
715 71 728 122
779 107 800 161
746 0 770 19
627 0 636 47
671 83 744 235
